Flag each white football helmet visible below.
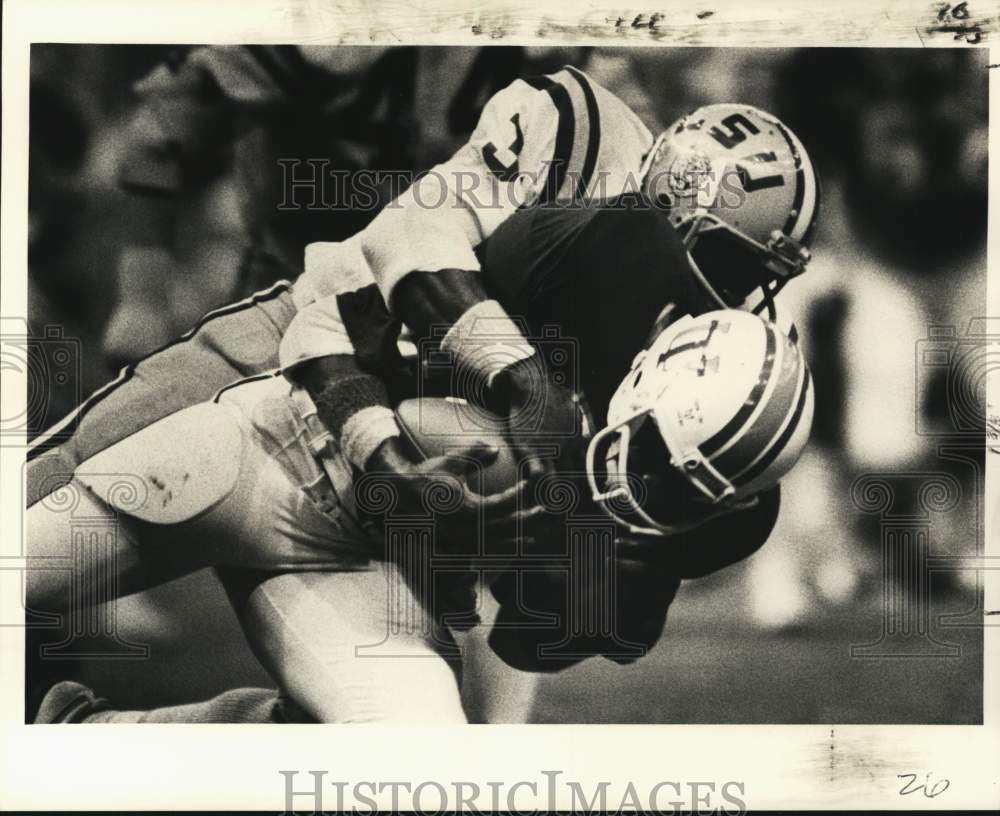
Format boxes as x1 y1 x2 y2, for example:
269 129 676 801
641 104 820 319
586 309 814 537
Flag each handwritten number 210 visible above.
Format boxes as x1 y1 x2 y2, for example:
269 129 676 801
898 772 950 798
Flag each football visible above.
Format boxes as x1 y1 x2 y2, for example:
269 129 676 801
394 397 519 496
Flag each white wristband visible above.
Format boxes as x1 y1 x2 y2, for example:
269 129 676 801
341 405 401 470
440 300 536 386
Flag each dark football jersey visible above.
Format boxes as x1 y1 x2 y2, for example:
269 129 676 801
479 193 708 425
473 196 783 672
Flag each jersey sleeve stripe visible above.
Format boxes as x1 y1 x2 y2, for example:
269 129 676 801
539 81 575 204
519 71 581 203
565 66 601 197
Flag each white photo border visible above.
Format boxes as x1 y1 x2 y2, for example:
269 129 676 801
1 0 997 810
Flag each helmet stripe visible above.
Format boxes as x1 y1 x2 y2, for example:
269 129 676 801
733 367 811 487
774 120 806 239
700 322 776 457
795 142 820 244
709 336 801 478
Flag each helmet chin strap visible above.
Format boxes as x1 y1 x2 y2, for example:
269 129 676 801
751 279 782 322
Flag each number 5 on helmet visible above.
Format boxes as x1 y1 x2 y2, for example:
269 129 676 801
586 309 814 537
642 104 820 319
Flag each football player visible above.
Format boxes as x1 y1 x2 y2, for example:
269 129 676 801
29 307 813 723
304 79 818 492
277 92 817 638
26 65 819 720
27 62 818 512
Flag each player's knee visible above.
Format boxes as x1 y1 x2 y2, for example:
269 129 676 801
24 484 115 612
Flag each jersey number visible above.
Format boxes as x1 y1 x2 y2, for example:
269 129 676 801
483 113 524 181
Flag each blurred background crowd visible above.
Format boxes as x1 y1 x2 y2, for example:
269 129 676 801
25 45 987 722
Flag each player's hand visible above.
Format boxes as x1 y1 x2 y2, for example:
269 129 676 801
361 436 541 631
601 534 681 665
489 356 586 483
362 435 541 544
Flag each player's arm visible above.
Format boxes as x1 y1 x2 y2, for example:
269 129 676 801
600 485 783 665
282 289 536 629
280 287 401 472
353 75 554 353
280 289 533 544
486 551 681 674
282 238 417 471
351 75 587 478
659 485 782 580
383 265 587 483
356 75 559 302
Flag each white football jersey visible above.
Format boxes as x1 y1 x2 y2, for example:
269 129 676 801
285 65 654 371
300 66 653 302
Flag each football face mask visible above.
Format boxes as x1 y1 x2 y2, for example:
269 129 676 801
586 309 814 537
642 104 820 320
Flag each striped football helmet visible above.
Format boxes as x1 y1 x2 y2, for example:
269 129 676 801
641 104 820 319
586 309 813 537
